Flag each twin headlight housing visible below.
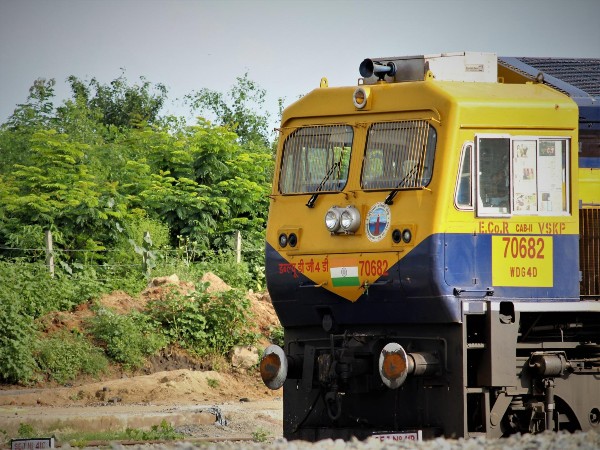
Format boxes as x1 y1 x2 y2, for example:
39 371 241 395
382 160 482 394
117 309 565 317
325 206 361 234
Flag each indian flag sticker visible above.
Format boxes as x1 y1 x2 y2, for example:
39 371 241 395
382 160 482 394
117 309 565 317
330 258 360 287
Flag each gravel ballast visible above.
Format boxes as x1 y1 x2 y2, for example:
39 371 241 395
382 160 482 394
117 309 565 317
101 430 599 450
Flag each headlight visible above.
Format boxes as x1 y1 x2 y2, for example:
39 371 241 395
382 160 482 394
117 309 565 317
340 206 361 233
353 86 370 109
325 208 341 232
326 206 361 234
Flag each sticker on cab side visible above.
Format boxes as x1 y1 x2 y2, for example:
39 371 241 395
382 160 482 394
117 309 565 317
491 236 553 287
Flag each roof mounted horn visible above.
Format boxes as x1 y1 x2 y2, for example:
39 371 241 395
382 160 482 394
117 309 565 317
359 59 397 81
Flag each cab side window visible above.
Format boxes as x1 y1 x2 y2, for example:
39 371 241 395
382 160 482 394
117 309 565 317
477 137 511 215
455 143 473 209
475 135 570 217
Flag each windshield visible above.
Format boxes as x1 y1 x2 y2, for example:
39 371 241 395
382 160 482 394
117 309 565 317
279 125 353 194
361 120 437 190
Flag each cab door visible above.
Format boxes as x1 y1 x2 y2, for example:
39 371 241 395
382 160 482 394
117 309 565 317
444 142 481 291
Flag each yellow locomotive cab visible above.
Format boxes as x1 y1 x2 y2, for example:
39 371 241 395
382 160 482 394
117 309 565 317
268 55 579 303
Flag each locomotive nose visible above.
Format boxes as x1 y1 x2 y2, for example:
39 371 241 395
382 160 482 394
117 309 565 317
259 345 288 390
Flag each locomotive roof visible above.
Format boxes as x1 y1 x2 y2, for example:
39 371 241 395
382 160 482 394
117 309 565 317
281 78 577 129
498 57 600 127
498 57 600 99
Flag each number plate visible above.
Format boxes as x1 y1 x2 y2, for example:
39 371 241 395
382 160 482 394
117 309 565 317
371 430 422 441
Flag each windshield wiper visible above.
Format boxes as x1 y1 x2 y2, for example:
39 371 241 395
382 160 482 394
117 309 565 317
306 161 341 208
384 163 419 205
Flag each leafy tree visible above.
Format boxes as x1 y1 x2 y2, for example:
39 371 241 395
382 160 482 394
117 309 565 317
5 78 57 131
64 73 168 130
187 73 272 146
135 119 272 249
0 78 57 172
0 129 127 253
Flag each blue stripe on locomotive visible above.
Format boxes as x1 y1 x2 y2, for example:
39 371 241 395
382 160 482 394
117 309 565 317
441 233 579 299
265 233 579 328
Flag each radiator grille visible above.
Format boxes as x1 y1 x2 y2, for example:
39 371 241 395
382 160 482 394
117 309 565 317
580 207 600 298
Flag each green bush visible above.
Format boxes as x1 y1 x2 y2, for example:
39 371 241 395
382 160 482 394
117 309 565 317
146 284 257 356
0 260 105 318
201 288 258 355
35 330 108 384
0 289 37 384
88 264 147 295
145 288 208 348
87 307 167 369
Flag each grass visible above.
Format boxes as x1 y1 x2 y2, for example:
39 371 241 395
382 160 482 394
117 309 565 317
7 420 184 448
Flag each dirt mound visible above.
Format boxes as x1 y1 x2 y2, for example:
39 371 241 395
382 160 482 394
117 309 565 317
39 272 279 336
200 272 232 292
98 290 146 313
248 291 279 337
26 272 281 407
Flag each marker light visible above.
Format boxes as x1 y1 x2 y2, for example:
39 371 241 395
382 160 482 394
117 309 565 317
288 233 298 247
278 233 288 247
340 206 361 233
325 208 341 232
260 345 288 390
402 229 412 243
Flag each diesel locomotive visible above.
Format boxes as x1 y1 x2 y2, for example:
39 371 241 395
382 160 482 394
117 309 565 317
259 52 600 441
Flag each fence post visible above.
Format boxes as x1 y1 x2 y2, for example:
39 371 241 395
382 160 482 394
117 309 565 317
142 231 151 276
235 230 242 264
45 230 55 278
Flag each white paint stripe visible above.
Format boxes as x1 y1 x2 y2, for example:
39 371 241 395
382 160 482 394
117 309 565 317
330 266 359 278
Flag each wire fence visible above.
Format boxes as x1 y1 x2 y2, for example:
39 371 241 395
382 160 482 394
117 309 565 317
0 230 265 278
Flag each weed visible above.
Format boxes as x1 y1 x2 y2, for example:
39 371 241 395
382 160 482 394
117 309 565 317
206 377 219 388
69 390 86 402
0 429 8 446
269 325 284 347
0 286 37 383
125 420 182 440
56 421 182 447
145 284 257 356
17 423 35 438
251 427 270 443
145 289 208 349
